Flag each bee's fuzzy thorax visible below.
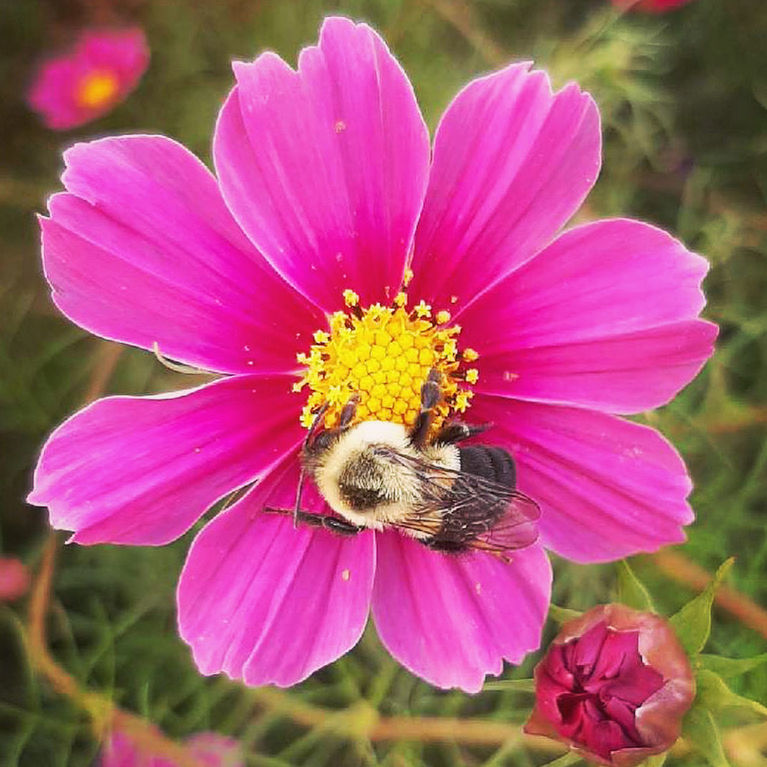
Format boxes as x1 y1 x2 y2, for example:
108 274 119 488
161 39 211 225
310 420 459 532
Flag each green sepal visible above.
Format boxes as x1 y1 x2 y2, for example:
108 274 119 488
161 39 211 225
549 604 581 623
641 754 667 767
682 704 730 767
483 678 536 693
616 559 655 612
697 652 767 679
539 752 582 767
669 558 734 656
695 668 767 718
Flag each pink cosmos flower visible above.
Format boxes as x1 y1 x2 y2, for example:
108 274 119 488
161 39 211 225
100 727 242 767
610 0 694 12
525 604 695 766
29 17 715 692
27 27 149 130
0 556 30 602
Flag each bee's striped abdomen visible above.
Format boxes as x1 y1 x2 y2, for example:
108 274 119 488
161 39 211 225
458 445 516 489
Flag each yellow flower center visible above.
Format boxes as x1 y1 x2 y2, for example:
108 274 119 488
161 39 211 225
77 71 119 109
294 286 479 432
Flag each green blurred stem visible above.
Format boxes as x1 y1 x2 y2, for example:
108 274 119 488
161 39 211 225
24 538 205 767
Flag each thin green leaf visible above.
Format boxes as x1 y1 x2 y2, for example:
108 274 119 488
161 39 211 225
616 560 655 612
682 705 730 767
670 558 734 656
540 752 582 767
483 678 536 692
549 604 581 623
696 669 767 718
697 653 767 679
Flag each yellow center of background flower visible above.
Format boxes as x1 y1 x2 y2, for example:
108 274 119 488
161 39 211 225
294 285 479 432
77 71 119 109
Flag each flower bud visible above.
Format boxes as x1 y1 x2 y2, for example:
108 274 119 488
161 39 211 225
0 556 30 602
525 604 695 767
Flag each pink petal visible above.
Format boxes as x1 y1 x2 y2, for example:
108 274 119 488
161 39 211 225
460 219 716 413
214 16 430 311
185 733 244 767
372 532 551 692
75 28 149 82
470 396 694 563
178 457 374 687
409 62 600 313
43 135 323 375
99 728 150 766
100 728 242 767
28 375 303 545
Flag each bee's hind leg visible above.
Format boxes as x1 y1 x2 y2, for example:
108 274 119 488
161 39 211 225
263 507 363 537
409 369 442 447
434 421 492 445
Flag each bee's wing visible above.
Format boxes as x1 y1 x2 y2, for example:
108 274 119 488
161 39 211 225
465 491 541 554
378 448 540 555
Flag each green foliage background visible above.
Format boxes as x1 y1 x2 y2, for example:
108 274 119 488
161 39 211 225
1 0 765 765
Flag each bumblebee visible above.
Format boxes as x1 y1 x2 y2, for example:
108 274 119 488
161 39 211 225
266 370 540 559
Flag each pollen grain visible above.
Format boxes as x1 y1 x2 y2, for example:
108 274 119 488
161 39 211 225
294 289 478 431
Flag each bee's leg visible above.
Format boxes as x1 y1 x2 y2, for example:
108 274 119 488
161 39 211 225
303 401 330 449
434 420 492 445
409 369 442 448
264 507 362 537
321 516 364 536
337 393 360 430
294 402 330 527
305 394 360 454
295 396 360 527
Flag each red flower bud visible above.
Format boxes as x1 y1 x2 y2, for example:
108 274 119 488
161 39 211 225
525 604 695 767
0 556 30 602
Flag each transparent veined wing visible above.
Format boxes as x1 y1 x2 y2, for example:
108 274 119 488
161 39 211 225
375 446 540 556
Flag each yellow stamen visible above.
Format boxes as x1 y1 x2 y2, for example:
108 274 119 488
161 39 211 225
454 390 473 412
77 71 119 109
342 289 360 307
413 300 431 319
294 290 480 431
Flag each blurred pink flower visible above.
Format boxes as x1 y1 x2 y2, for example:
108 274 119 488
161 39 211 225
30 17 714 692
525 604 695 766
100 727 242 767
611 0 695 12
0 556 30 601
27 28 149 130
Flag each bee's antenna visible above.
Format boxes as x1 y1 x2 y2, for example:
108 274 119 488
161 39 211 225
294 402 329 527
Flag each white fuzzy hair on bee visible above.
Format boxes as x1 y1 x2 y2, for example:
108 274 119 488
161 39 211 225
309 420 460 533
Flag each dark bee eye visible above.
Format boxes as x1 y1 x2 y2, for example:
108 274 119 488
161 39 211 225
338 483 385 512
